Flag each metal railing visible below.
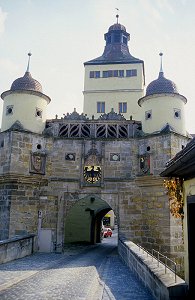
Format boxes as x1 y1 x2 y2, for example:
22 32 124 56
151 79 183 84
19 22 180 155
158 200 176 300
138 245 177 283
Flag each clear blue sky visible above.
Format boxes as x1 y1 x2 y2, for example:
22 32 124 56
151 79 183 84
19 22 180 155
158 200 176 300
0 0 195 133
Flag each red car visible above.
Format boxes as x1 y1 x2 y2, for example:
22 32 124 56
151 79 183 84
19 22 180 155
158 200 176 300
103 228 112 238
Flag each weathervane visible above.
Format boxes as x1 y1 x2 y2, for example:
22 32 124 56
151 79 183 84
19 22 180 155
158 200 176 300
115 8 119 23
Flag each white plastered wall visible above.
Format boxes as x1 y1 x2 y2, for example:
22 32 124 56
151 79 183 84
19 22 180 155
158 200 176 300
1 92 48 134
83 63 144 120
140 94 186 135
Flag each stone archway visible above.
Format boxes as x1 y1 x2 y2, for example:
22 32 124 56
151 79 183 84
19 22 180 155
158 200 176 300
64 195 113 244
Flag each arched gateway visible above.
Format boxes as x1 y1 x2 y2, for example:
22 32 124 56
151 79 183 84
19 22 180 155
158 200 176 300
64 195 113 244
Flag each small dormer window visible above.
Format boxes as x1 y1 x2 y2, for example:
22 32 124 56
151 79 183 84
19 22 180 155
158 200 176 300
123 36 127 45
36 108 43 118
174 109 181 119
107 35 111 44
6 105 13 115
145 110 152 120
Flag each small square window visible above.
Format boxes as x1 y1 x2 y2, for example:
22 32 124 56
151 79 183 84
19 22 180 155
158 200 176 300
65 153 76 161
126 69 137 77
103 71 109 78
119 102 127 113
110 153 120 161
145 110 152 120
174 109 181 119
90 71 94 78
97 102 105 113
36 108 43 118
113 70 118 77
108 70 113 77
119 70 124 77
6 105 13 115
95 71 100 78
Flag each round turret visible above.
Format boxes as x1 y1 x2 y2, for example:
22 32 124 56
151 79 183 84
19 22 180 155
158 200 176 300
1 53 51 134
138 53 187 136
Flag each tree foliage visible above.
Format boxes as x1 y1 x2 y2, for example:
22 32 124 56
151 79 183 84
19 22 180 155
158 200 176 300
164 177 184 219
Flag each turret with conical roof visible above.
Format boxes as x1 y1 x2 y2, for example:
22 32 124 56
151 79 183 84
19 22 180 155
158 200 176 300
1 53 51 134
138 53 187 136
146 53 178 96
83 15 145 120
85 18 142 66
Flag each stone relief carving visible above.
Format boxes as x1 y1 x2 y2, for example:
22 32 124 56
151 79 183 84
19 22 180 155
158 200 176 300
29 152 46 175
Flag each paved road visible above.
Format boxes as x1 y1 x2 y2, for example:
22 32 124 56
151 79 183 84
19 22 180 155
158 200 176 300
0 231 154 300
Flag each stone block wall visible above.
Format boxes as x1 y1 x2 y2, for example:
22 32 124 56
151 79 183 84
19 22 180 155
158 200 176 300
0 129 188 274
0 235 35 264
0 132 12 174
0 183 11 240
118 239 188 300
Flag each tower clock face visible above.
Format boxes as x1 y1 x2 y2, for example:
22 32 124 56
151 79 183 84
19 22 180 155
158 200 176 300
83 165 101 183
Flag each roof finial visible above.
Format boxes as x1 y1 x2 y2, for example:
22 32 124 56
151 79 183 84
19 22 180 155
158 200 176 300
115 8 119 24
159 52 163 73
26 52 32 72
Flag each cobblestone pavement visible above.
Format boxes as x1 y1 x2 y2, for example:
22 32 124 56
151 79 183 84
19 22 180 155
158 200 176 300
0 232 154 300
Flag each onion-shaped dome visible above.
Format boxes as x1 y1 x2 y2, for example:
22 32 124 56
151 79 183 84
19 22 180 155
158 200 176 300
10 53 42 93
146 71 178 96
10 71 43 92
1 53 51 105
108 23 126 32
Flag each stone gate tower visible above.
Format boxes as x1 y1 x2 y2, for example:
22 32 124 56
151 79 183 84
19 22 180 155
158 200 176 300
0 16 191 275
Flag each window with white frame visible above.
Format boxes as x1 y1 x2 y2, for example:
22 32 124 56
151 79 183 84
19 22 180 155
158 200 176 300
90 71 100 78
126 69 137 77
119 102 127 113
97 102 105 113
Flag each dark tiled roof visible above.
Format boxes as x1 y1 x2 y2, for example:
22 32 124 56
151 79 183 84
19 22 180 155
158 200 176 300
108 23 126 32
84 22 143 65
11 71 42 92
160 123 175 133
85 45 143 65
146 72 178 96
160 137 195 178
